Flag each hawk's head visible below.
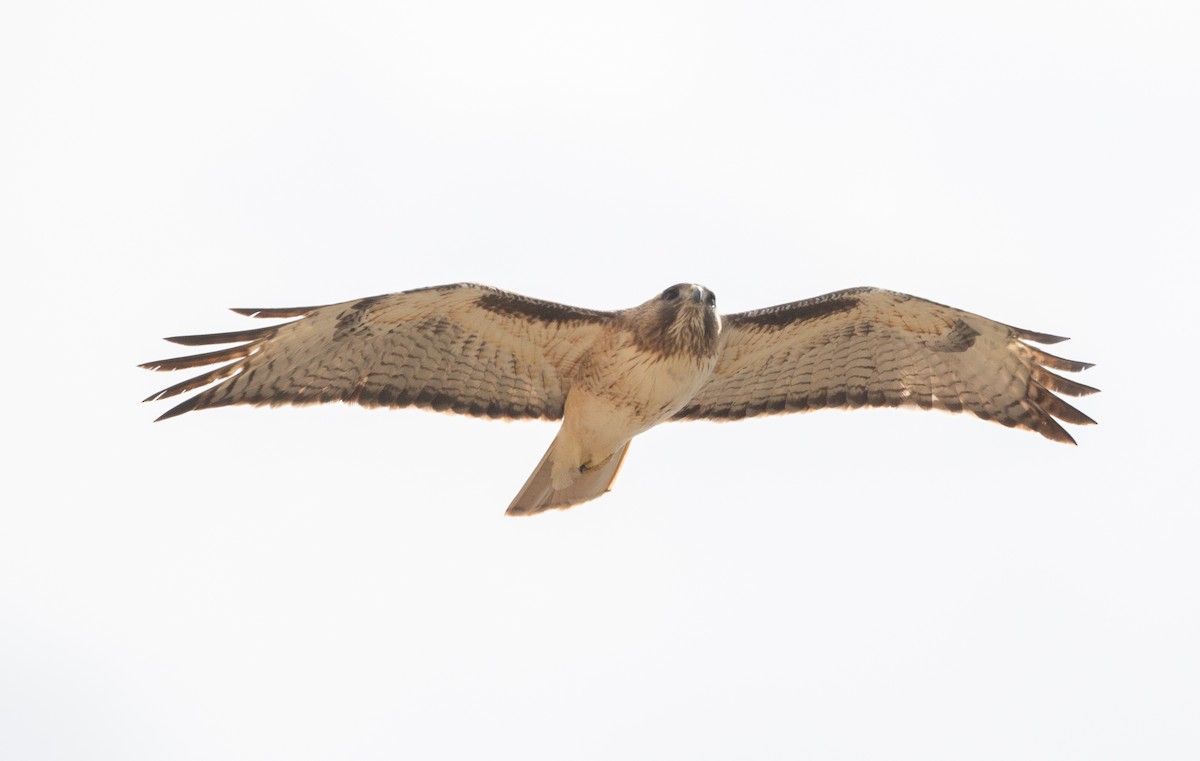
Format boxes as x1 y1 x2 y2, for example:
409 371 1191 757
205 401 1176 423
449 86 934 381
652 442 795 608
623 283 722 358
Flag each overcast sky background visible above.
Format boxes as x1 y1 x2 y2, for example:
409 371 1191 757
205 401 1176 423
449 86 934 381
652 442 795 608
3 2 1198 759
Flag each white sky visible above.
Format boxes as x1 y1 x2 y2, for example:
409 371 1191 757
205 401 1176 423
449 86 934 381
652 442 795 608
3 1 1198 759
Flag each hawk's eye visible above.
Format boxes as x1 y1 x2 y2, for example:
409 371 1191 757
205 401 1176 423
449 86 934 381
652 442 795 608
705 292 716 307
662 286 681 301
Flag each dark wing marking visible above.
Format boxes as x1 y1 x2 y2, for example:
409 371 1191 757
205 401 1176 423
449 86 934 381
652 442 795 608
142 283 612 421
675 287 1097 443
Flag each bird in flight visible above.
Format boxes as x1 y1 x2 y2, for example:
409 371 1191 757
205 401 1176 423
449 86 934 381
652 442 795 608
143 283 1097 515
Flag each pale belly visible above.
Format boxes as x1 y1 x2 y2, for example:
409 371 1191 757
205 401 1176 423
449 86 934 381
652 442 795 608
554 348 717 477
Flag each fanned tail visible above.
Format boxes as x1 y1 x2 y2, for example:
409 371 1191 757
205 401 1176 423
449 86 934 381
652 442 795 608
506 436 631 516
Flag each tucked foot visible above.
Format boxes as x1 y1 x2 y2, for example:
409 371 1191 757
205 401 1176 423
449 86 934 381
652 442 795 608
578 454 614 474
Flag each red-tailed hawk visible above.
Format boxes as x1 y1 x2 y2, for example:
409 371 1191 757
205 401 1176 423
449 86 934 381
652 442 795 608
142 284 1097 514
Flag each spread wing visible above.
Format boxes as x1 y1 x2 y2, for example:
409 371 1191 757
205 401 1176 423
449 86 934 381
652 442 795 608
142 283 612 421
675 287 1097 443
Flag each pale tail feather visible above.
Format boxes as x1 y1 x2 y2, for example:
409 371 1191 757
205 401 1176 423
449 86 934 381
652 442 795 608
506 439 632 516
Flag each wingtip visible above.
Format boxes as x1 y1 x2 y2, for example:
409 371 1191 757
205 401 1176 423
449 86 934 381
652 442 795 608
152 396 200 422
1041 419 1078 445
1014 327 1070 345
230 305 317 318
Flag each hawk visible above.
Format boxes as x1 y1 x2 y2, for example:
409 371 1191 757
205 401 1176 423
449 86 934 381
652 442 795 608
142 283 1097 515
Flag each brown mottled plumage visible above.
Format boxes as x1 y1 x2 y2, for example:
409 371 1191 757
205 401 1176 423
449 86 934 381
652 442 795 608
143 283 1096 513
